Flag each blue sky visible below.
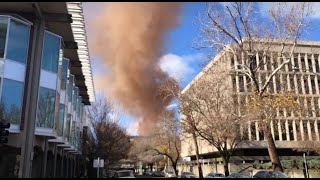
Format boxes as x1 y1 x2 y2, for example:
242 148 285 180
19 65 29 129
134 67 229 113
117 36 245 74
83 2 320 135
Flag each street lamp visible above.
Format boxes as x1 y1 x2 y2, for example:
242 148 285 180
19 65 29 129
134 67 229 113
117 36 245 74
303 152 310 178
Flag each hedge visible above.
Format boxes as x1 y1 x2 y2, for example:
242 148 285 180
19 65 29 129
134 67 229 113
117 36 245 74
254 159 320 170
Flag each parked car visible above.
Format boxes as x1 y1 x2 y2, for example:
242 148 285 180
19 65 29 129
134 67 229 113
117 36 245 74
164 171 176 178
143 170 152 176
106 170 116 178
227 173 251 178
205 173 225 178
181 172 197 178
152 171 165 177
253 171 288 178
113 170 135 178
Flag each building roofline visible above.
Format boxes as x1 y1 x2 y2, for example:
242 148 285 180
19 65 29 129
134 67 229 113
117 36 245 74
67 2 95 103
181 51 225 94
182 38 320 94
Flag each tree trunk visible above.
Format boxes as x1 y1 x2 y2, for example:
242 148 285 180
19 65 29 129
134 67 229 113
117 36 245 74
222 156 230 176
192 132 203 178
172 162 179 177
150 164 153 171
263 124 283 172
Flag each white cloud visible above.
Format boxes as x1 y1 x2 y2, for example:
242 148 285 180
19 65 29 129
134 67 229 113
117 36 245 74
258 2 320 19
166 103 178 110
126 119 139 136
159 53 204 82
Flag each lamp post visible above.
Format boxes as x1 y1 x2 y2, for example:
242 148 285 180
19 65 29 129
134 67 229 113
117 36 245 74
303 153 310 178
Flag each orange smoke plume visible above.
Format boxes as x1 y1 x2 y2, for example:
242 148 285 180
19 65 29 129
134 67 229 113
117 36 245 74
89 3 182 135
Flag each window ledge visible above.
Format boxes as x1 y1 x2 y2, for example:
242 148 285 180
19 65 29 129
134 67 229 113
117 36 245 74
35 127 57 137
8 124 20 133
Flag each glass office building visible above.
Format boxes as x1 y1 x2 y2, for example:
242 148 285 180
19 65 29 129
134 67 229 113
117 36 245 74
0 2 95 178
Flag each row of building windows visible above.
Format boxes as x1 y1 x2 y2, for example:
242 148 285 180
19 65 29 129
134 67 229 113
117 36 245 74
230 53 320 73
242 119 320 142
235 94 320 118
0 16 84 149
234 73 320 95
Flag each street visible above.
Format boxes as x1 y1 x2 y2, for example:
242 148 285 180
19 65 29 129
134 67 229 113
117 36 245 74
135 175 166 178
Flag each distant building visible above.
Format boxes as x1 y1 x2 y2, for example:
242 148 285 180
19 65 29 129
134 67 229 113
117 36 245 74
0 2 95 178
179 40 320 176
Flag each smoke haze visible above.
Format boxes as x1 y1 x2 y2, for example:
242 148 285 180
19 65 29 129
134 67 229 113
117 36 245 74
89 3 182 135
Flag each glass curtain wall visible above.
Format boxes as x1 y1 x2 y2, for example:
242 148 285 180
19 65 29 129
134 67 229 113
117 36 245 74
57 58 69 136
0 16 31 124
36 31 61 128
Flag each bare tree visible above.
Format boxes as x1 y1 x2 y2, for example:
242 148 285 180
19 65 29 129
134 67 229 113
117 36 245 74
86 97 132 171
196 2 313 171
127 137 164 172
181 68 245 176
159 78 205 178
147 111 181 177
182 120 204 178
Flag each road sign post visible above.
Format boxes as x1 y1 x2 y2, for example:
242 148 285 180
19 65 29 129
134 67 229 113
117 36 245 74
94 157 104 178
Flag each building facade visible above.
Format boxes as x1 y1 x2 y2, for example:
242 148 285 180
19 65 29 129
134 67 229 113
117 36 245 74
179 40 320 176
0 2 95 178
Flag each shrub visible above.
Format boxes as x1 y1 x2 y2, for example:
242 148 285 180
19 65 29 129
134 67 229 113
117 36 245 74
281 160 295 169
307 159 320 169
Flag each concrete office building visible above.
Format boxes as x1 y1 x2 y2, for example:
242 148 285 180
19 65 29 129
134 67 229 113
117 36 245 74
179 40 320 176
0 2 95 178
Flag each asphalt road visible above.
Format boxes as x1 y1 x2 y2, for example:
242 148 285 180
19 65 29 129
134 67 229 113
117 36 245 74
135 175 166 178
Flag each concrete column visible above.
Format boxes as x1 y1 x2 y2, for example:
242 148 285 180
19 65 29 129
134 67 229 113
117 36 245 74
285 119 290 141
315 120 320 141
60 148 64 177
294 74 299 94
74 156 76 178
19 10 46 178
300 120 305 141
307 75 312 95
315 76 320 95
307 120 312 141
278 119 283 141
42 137 48 178
248 122 252 141
293 120 298 141
66 152 69 178
53 144 57 177
255 122 259 141
270 120 275 140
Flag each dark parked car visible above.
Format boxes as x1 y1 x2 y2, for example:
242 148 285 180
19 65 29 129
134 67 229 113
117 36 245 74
143 170 152 176
253 171 288 178
181 172 197 178
152 171 165 177
227 173 251 178
205 172 225 178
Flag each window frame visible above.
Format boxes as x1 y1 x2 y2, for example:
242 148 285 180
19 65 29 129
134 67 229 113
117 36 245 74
0 15 32 61
0 78 25 124
40 30 62 73
0 16 31 125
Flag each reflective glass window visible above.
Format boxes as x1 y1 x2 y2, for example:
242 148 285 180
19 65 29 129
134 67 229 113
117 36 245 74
73 87 78 111
68 75 74 102
58 104 65 136
77 96 82 118
6 19 30 63
65 114 71 139
36 87 56 128
0 78 23 124
0 18 8 58
41 32 61 73
61 59 69 90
